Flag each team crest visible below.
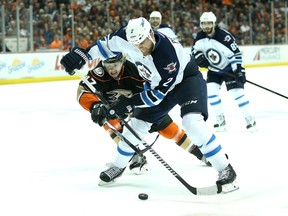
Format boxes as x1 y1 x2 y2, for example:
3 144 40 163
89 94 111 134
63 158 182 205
135 62 152 81
106 89 132 103
92 67 104 77
206 49 221 65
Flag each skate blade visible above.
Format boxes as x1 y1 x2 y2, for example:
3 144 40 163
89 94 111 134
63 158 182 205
215 126 227 132
98 179 117 186
131 165 148 175
247 126 258 133
221 180 239 194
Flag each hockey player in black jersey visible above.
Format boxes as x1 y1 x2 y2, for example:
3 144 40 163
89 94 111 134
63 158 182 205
192 12 256 132
61 17 238 193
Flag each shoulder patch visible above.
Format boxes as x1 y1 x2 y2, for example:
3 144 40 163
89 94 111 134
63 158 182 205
224 35 232 42
92 67 104 77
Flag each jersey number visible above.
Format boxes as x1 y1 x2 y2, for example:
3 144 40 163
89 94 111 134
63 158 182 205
230 41 238 51
86 75 97 85
163 78 173 87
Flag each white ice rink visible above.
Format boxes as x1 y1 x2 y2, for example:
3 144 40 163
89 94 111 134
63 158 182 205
0 66 287 216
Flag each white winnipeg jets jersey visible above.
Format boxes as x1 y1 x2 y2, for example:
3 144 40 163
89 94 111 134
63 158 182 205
157 23 178 41
192 27 243 73
87 26 191 108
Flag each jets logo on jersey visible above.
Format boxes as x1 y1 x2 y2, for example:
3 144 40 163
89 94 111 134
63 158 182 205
135 62 152 81
206 49 221 65
92 67 104 77
164 62 177 74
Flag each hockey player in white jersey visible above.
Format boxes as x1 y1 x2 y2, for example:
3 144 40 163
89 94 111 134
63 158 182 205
60 17 238 193
149 11 178 41
192 12 256 132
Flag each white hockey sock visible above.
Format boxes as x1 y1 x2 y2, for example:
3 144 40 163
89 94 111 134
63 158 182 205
182 113 228 171
112 118 151 168
229 88 253 118
207 82 223 116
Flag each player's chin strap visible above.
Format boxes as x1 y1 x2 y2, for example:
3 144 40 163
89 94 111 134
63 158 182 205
74 69 221 196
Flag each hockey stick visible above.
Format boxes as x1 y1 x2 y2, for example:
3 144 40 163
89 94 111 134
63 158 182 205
104 120 159 155
104 120 220 195
246 80 287 99
75 70 156 155
224 72 288 99
74 69 221 195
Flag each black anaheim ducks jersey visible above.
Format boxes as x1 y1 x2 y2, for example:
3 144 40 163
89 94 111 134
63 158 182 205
80 60 145 104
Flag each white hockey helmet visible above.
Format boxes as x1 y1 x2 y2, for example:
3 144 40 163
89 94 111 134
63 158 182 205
126 17 152 45
149 11 162 29
200 12 217 30
150 11 162 20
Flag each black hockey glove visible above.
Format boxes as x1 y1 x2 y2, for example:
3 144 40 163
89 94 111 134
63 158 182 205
60 47 91 75
108 95 134 118
195 53 210 68
234 66 246 84
90 102 109 126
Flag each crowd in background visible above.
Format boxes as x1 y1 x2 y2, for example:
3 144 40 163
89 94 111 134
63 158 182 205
1 0 287 52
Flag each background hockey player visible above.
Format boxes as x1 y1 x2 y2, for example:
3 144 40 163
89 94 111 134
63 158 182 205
149 11 178 41
60 17 238 193
192 12 256 132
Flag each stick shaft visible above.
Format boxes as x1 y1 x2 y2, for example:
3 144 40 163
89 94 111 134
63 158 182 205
246 80 288 99
223 71 288 99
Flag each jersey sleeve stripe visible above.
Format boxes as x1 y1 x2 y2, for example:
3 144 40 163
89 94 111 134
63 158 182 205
139 89 165 107
152 89 165 100
140 92 155 106
96 40 109 59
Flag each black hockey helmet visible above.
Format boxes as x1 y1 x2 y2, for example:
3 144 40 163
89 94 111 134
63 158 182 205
102 53 126 65
102 53 127 80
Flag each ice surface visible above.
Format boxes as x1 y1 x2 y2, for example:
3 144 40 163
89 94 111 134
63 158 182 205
0 66 287 216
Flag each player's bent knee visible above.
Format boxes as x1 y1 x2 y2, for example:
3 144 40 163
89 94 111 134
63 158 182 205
182 113 212 146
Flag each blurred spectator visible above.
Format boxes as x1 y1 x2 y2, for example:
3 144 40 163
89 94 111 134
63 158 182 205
44 24 56 46
76 33 90 49
19 20 28 37
254 23 270 44
55 0 71 10
33 29 47 50
6 20 17 36
63 27 72 50
48 33 63 49
239 21 250 45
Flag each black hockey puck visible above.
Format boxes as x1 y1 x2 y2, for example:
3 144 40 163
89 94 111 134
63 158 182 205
138 193 148 200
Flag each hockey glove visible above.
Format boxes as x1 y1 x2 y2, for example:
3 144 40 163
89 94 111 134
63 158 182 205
108 95 134 118
195 53 210 68
60 47 91 75
90 102 109 126
234 66 246 84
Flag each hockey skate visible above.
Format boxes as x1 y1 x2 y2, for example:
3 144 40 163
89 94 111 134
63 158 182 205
189 145 211 166
216 164 239 193
98 165 125 186
129 154 148 175
245 116 257 132
214 114 227 132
